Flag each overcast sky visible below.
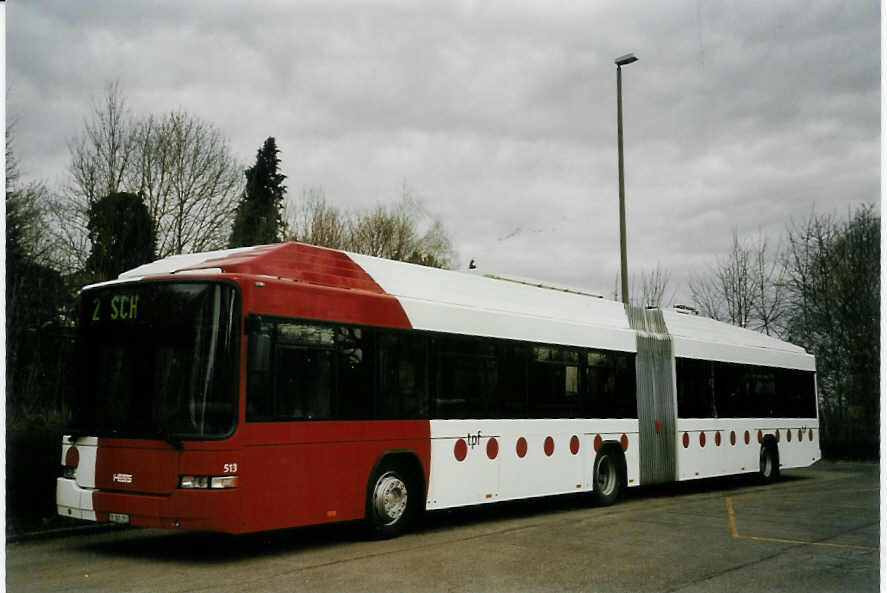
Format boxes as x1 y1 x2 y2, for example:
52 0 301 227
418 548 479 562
7 1 880 303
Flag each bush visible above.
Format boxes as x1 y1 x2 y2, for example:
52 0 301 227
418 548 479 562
6 328 78 535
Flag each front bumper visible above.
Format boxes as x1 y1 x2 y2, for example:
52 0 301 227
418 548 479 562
57 478 98 521
56 477 242 532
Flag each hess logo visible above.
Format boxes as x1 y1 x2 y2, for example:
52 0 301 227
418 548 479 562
112 473 133 484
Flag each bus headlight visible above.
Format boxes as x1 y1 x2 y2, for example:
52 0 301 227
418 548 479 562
210 476 239 489
179 475 239 489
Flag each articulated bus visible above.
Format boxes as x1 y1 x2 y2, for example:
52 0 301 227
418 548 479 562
57 242 820 537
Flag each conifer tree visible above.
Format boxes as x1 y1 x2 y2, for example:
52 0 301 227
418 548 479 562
85 191 156 282
229 137 287 247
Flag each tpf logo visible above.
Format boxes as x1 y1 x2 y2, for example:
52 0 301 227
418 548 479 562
112 473 133 484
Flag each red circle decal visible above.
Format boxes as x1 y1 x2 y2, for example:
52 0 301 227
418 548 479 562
516 437 528 458
570 435 580 455
487 437 499 459
454 439 468 461
798 429 803 441
715 431 722 446
682 432 690 448
744 430 750 445
620 434 629 451
593 435 602 452
730 431 736 446
544 436 555 456
699 432 706 447
757 430 763 444
64 446 80 468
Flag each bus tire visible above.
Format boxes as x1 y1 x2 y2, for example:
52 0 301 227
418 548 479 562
592 447 624 506
759 443 780 484
366 463 415 538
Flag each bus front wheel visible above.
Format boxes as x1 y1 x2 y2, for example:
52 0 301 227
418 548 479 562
592 448 624 506
366 465 413 538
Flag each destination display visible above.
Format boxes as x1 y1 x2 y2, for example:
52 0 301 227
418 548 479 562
81 282 231 329
89 293 141 322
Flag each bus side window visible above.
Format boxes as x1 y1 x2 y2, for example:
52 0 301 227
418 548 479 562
587 350 637 419
494 342 528 418
530 346 579 418
776 368 816 418
246 317 274 420
275 346 334 419
612 351 638 418
746 367 777 417
377 332 427 419
435 337 496 419
676 358 715 419
335 326 373 420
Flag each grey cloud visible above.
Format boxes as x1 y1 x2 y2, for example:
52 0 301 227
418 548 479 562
7 0 878 302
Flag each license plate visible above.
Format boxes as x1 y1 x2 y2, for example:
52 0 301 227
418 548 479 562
109 513 130 524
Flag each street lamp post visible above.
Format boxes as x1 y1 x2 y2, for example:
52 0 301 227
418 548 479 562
615 52 637 305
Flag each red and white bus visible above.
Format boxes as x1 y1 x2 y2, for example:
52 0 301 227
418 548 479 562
57 242 820 537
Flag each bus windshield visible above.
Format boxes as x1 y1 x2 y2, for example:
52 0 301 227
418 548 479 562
74 281 239 441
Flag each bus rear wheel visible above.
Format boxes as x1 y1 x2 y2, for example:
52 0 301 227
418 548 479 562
592 448 623 506
366 465 414 538
759 444 780 484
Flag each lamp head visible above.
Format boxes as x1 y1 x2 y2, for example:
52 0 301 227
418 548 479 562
615 53 638 66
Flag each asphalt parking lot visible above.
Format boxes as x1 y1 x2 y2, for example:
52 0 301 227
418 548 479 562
6 461 879 592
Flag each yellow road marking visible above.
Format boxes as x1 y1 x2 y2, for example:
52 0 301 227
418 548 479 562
741 535 874 551
728 487 879 504
724 496 876 551
732 497 876 511
725 496 739 538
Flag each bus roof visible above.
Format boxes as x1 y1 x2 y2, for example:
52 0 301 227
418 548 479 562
113 242 813 369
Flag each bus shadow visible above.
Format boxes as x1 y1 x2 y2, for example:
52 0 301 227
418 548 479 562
84 472 814 562
624 471 812 501
83 521 368 563
422 471 812 529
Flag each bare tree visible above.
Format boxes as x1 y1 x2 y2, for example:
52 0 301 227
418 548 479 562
687 268 724 320
348 191 454 268
688 230 782 332
55 84 243 269
7 123 70 404
629 264 674 308
285 185 454 268
287 187 350 250
410 217 454 269
782 206 879 457
6 120 19 191
131 111 242 256
349 201 415 260
50 82 136 272
6 122 54 266
717 232 755 327
750 234 787 336
67 81 135 205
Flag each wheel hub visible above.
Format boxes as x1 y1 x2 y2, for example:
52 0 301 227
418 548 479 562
373 473 407 525
597 456 616 495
